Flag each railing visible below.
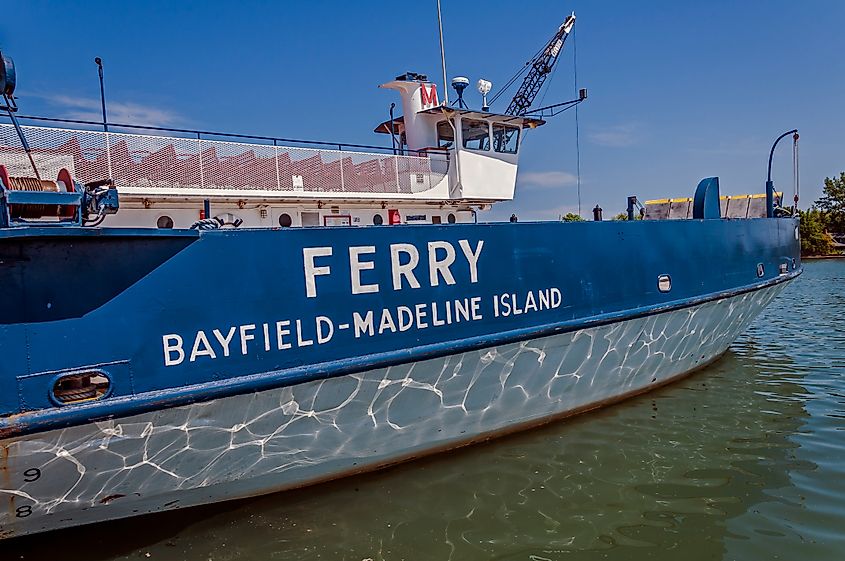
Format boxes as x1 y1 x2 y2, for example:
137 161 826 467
2 114 415 154
0 122 448 197
643 193 775 220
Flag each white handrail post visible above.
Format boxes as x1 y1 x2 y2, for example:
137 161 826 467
104 131 113 179
339 154 345 191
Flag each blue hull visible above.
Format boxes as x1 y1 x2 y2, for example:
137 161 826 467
0 218 800 435
0 217 801 536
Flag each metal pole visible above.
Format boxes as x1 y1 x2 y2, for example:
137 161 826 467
766 128 798 218
436 0 449 105
626 196 636 221
2 94 40 179
95 58 107 133
95 57 113 178
389 103 397 155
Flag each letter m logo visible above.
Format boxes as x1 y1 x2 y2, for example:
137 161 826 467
419 83 438 108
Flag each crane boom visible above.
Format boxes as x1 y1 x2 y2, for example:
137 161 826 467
505 13 576 116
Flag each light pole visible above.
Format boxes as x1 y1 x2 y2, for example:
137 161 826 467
766 129 798 218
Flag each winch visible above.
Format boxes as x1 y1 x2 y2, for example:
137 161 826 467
0 50 119 227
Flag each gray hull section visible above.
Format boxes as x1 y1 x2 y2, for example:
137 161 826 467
0 283 785 538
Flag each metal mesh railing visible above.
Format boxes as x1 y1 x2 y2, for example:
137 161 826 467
0 124 447 195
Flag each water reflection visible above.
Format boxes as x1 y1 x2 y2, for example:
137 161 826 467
8 261 845 560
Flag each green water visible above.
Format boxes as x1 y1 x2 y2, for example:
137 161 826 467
9 260 845 561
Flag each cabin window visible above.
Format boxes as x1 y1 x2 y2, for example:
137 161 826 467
461 119 490 151
493 124 520 154
437 120 455 149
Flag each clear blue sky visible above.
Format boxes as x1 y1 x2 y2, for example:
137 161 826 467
3 0 843 220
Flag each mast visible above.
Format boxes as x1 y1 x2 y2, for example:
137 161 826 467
437 0 449 105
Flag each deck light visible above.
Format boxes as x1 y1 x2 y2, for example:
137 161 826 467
477 79 492 112
766 129 798 217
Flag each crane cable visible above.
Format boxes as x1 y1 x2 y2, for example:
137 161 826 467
792 133 800 213
536 45 561 109
488 64 529 106
574 27 582 216
489 40 549 107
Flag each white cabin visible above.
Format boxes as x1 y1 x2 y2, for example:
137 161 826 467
0 74 543 229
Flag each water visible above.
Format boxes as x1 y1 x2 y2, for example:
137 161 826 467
9 260 845 560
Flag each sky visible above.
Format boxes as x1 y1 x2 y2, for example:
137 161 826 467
2 0 844 220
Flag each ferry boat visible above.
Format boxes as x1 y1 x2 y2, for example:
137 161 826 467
0 15 802 539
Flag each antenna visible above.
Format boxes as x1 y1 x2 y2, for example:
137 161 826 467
0 51 41 179
477 79 492 112
93 56 113 178
94 57 108 133
451 76 469 108
436 0 449 105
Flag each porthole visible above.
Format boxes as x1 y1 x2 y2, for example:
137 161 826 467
156 215 174 229
447 213 456 224
278 213 292 227
373 214 384 226
51 371 111 405
756 263 765 278
657 274 672 293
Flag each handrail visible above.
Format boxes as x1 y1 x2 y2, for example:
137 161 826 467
0 122 447 196
0 113 423 156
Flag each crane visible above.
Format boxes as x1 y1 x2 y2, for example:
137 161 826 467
503 13 576 116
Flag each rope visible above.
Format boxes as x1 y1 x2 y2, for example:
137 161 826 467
190 217 223 230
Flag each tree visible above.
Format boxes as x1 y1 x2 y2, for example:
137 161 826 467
561 213 584 222
817 172 845 233
799 208 835 256
612 212 642 221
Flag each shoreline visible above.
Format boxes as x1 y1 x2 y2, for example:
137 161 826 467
802 254 845 260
